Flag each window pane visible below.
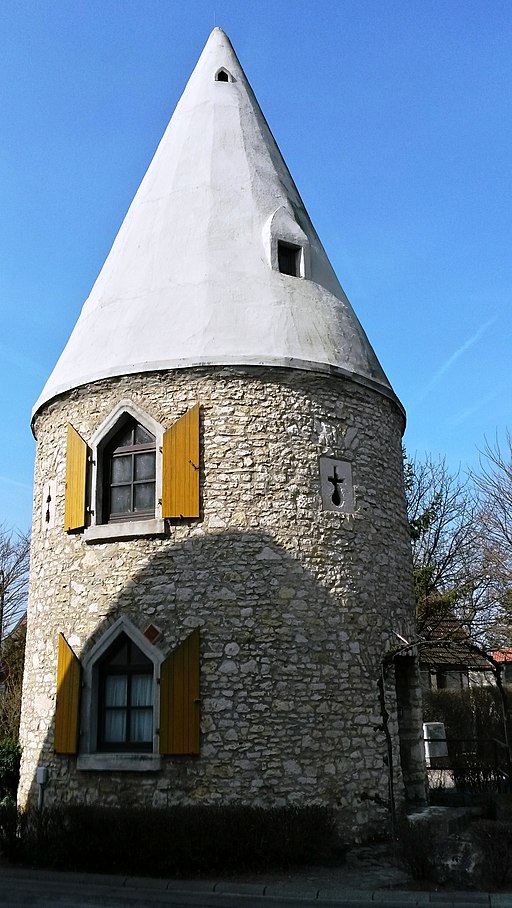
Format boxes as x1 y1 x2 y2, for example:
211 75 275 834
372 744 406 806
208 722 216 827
110 486 131 514
105 676 127 707
104 709 127 743
114 422 135 448
133 482 155 512
131 708 153 743
127 642 152 668
134 452 155 481
109 638 130 666
132 674 153 706
134 424 155 445
111 455 132 484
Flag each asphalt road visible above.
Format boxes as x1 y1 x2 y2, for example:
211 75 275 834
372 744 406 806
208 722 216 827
0 875 302 908
0 873 372 908
0 869 500 907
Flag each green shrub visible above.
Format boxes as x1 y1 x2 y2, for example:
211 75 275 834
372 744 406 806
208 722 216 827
0 802 19 860
489 793 512 821
423 687 510 744
0 738 21 804
452 766 509 793
471 820 512 888
396 817 438 881
10 803 340 875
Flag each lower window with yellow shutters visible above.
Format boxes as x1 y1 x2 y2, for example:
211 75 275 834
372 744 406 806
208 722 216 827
54 619 201 772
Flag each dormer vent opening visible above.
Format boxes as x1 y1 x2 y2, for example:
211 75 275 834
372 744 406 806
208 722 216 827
262 207 310 280
277 241 301 278
215 68 232 82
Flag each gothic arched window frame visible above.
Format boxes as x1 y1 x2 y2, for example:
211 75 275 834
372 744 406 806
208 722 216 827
76 616 164 771
63 400 201 541
102 416 156 523
86 400 165 542
97 631 154 753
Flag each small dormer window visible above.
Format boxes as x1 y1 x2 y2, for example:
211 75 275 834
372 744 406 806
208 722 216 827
262 207 310 279
215 68 230 82
278 241 300 277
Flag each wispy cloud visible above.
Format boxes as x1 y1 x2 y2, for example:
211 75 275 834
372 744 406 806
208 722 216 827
0 475 32 492
415 317 497 403
447 386 504 427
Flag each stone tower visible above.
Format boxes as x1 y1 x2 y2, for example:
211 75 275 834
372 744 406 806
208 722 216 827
19 28 424 838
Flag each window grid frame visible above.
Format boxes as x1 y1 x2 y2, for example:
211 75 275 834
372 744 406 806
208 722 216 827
97 636 154 753
105 420 156 523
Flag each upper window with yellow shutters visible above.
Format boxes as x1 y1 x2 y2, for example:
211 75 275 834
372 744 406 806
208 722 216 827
63 400 201 541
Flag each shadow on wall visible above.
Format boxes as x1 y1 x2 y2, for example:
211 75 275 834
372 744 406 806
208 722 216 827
20 527 413 832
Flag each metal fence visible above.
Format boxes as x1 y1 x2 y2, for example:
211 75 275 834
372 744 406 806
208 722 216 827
425 736 512 792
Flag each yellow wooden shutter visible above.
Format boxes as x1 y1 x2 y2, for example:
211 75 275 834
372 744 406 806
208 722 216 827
159 627 200 755
54 633 81 754
161 404 200 519
64 424 88 532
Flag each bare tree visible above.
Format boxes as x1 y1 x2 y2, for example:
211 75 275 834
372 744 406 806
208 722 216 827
0 621 26 740
0 526 30 643
473 433 512 645
475 433 512 581
404 452 494 644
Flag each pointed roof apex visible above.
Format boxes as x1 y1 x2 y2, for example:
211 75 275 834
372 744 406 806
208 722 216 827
209 26 229 38
182 26 247 88
33 30 403 421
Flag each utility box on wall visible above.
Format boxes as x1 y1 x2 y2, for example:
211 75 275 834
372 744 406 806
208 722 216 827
423 722 448 766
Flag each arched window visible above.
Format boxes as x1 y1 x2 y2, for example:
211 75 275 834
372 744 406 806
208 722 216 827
57 618 201 769
97 633 153 752
215 68 232 82
63 399 201 540
103 417 156 522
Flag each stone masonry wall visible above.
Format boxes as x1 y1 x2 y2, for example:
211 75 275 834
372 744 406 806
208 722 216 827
19 366 420 838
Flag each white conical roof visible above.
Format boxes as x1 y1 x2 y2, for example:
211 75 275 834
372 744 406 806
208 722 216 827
33 28 401 417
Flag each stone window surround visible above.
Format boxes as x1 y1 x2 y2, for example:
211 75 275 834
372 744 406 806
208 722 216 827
85 400 166 544
77 616 163 772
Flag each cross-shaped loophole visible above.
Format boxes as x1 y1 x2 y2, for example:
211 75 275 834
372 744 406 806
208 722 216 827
328 466 344 507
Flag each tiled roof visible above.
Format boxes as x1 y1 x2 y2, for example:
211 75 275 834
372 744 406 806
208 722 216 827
492 649 512 663
419 618 492 670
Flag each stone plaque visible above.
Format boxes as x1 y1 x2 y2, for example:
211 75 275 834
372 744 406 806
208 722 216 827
319 457 354 513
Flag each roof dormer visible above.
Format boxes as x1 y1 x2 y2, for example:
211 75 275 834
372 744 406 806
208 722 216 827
262 206 310 279
215 67 233 82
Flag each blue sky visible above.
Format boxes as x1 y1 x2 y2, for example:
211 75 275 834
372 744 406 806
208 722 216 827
1 0 511 532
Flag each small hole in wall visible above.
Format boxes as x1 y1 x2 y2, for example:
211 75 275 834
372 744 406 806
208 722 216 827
45 490 52 523
216 69 230 82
